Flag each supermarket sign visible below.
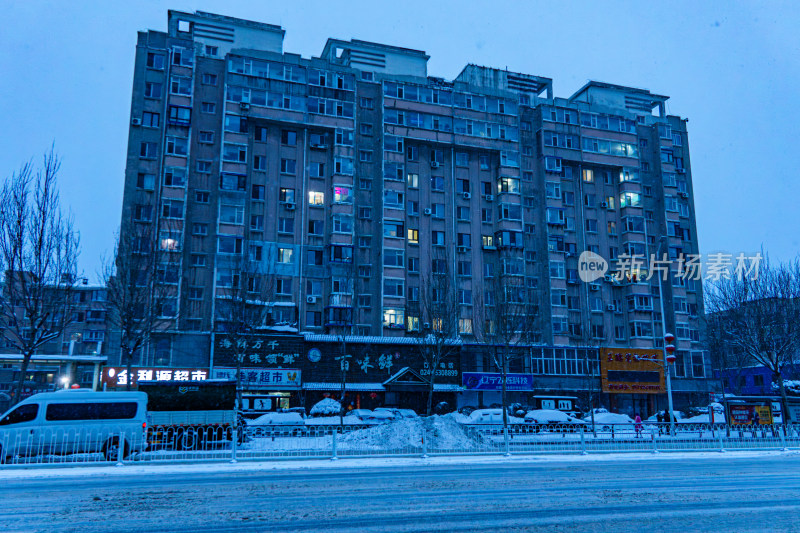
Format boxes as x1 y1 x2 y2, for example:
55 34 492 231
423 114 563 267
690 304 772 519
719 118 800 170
213 368 301 389
102 367 209 387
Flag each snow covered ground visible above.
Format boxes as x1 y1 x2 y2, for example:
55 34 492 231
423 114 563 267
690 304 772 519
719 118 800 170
3 452 800 532
0 449 794 481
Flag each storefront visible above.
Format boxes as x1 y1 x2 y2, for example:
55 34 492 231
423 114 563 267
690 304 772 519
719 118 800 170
600 347 665 418
0 354 106 406
212 333 462 413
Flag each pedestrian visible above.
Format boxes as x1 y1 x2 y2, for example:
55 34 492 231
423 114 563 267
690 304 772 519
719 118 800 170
634 413 643 438
657 411 664 434
753 410 760 426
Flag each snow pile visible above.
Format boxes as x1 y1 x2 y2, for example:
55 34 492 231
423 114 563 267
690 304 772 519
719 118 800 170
337 415 481 451
680 414 712 424
310 398 341 416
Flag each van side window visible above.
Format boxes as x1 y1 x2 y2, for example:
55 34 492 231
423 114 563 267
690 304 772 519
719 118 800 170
45 402 139 421
0 404 38 425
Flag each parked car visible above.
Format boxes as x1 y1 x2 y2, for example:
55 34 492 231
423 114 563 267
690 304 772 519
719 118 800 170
0 389 148 462
466 409 525 427
247 412 308 436
524 409 587 432
374 407 418 419
581 408 609 420
348 409 395 424
587 412 636 431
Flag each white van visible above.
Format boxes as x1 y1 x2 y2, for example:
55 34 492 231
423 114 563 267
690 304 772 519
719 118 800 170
0 389 147 463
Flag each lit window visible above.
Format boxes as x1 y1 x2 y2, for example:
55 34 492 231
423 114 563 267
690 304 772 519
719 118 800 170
308 191 324 206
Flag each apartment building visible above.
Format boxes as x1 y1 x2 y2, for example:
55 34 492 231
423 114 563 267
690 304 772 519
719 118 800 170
0 278 107 402
117 10 709 414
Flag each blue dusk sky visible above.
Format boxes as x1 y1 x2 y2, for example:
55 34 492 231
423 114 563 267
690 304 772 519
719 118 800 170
1 1 798 279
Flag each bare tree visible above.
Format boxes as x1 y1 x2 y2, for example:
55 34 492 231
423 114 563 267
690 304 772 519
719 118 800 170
411 249 461 416
0 149 80 403
704 312 752 396
327 258 359 426
573 322 608 436
474 251 540 435
704 255 800 422
103 223 180 390
214 241 276 408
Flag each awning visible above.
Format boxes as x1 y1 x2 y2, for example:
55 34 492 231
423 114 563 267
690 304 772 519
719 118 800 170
303 382 385 392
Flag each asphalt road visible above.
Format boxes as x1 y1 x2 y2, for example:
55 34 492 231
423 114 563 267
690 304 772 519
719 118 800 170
3 454 800 532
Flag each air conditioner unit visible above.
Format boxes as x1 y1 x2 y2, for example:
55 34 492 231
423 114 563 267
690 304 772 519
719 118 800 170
676 168 686 174
589 283 601 291
462 192 471 200
306 296 317 304
430 161 441 169
604 274 615 283
606 304 616 311
131 117 142 126
457 246 468 253
678 192 689 199
310 143 328 150
239 102 251 111
423 208 432 215
565 252 574 258
423 322 431 330
484 194 494 201
600 201 608 208
283 202 296 210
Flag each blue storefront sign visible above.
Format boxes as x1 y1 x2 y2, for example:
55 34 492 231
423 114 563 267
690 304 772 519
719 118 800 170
462 372 534 391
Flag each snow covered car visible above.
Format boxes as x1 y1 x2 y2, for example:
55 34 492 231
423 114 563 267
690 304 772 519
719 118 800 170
374 407 418 419
247 412 308 436
466 409 525 429
581 408 609 420
348 409 395 424
585 412 635 431
524 409 587 432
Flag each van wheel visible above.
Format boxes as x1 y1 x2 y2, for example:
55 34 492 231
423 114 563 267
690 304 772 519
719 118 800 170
103 437 130 461
181 429 197 451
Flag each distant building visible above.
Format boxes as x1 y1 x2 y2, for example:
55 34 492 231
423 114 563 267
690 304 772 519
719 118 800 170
0 274 107 400
114 10 708 415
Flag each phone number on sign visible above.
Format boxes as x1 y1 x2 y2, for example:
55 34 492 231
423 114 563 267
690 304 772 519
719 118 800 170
420 368 459 377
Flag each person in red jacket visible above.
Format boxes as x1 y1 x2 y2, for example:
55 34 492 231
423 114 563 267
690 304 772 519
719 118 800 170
634 413 643 438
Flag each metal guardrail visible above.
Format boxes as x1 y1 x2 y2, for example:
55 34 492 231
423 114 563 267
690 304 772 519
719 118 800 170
1 422 798 468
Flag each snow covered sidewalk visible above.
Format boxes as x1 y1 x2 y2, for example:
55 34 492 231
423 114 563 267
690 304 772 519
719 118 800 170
0 449 795 481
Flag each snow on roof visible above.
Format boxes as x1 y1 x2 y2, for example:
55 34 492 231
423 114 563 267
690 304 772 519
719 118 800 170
301 333 462 346
303 382 385 391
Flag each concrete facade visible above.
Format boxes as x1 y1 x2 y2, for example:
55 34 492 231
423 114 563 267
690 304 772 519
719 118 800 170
116 10 709 412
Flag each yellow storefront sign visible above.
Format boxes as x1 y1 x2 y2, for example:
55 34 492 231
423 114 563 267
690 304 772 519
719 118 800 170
600 348 665 394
